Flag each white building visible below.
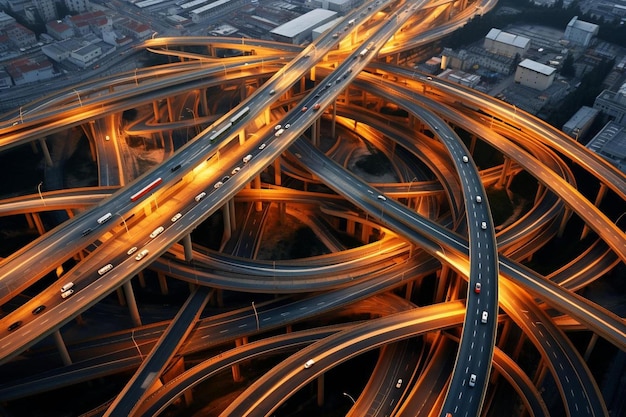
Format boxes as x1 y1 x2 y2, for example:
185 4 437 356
594 82 626 126
306 0 354 13
70 42 101 67
33 0 57 23
514 59 556 91
65 0 89 13
564 16 598 47
586 122 626 174
484 28 530 58
562 106 599 140
270 8 337 45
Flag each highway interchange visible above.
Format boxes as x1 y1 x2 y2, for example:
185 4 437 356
0 0 625 416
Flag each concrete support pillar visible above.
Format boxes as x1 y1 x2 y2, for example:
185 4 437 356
123 280 142 327
273 158 281 186
152 100 161 124
166 97 174 123
534 184 544 206
31 213 46 235
254 176 262 212
264 107 271 127
498 157 511 188
311 119 319 147
532 360 547 387
116 287 126 306
346 219 355 235
404 280 413 301
583 333 599 361
229 199 236 231
25 212 36 230
38 138 53 167
581 184 607 240
232 338 246 382
317 373 325 407
469 135 477 155
435 264 450 301
158 272 169 295
137 271 146 288
217 288 224 307
240 81 246 101
200 88 209 116
53 330 72 366
330 101 337 138
557 207 572 238
222 203 232 244
183 233 194 262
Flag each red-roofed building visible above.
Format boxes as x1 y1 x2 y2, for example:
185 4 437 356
6 56 55 85
117 18 151 40
47 20 74 40
4 23 36 48
69 10 112 36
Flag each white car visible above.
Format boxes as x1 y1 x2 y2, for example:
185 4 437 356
150 226 164 239
284 123 291 129
304 359 315 369
127 246 138 256
377 195 387 201
61 289 74 299
195 192 206 202
395 379 403 388
481 311 488 324
258 143 267 150
135 249 149 261
274 124 281 130
475 195 482 203
243 154 253 163
171 213 182 222
214 181 223 189
469 373 477 387
61 282 74 293
231 167 241 175
462 155 469 163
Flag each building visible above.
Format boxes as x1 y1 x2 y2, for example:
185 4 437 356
0 11 16 30
189 0 246 24
4 23 37 48
564 16 598 47
69 42 101 67
562 106 599 141
306 0 355 13
68 10 111 36
586 122 626 173
439 68 481 88
484 28 531 58
270 8 337 44
0 69 13 89
33 0 57 23
47 20 74 40
442 46 515 75
594 82 626 126
65 0 89 13
514 58 556 91
5 56 55 85
312 17 343 40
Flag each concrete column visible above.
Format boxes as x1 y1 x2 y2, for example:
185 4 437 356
583 333 599 361
498 157 511 188
469 135 477 154
435 265 450 301
25 212 35 230
557 207 572 238
532 360 547 387
166 97 174 123
152 100 161 123
38 138 53 166
183 234 194 261
534 184 544 205
200 88 209 116
317 373 325 407
254 176 262 212
346 220 355 235
311 119 318 147
116 287 126 306
31 213 46 235
229 199 236 231
158 272 169 295
273 158 281 185
232 338 245 382
137 271 146 288
404 280 413 301
53 330 72 366
330 101 337 138
123 280 142 327
222 203 232 243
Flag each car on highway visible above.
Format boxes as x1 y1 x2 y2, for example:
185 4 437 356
195 192 206 202
395 378 403 388
474 282 481 294
313 103 321 110
61 289 74 299
481 221 487 230
231 166 241 175
469 373 476 387
377 195 387 201
304 359 315 369
171 213 182 222
275 128 284 137
61 282 74 293
301 106 308 112
269 89 275 95
243 154 252 163
170 164 181 172
222 175 230 183
32 305 46 315
285 123 291 129
259 143 267 150
274 124 281 130
481 311 489 324
475 195 482 203
97 263 114 276
8 321 22 331
214 181 223 189
150 226 164 239
135 249 149 261
462 155 469 163
127 246 138 256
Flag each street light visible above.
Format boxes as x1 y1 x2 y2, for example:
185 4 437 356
252 301 259 330
343 392 356 404
37 181 46 206
73 89 82 107
116 213 130 236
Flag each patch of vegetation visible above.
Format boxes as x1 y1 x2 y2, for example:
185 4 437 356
486 187 513 225
355 151 393 177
